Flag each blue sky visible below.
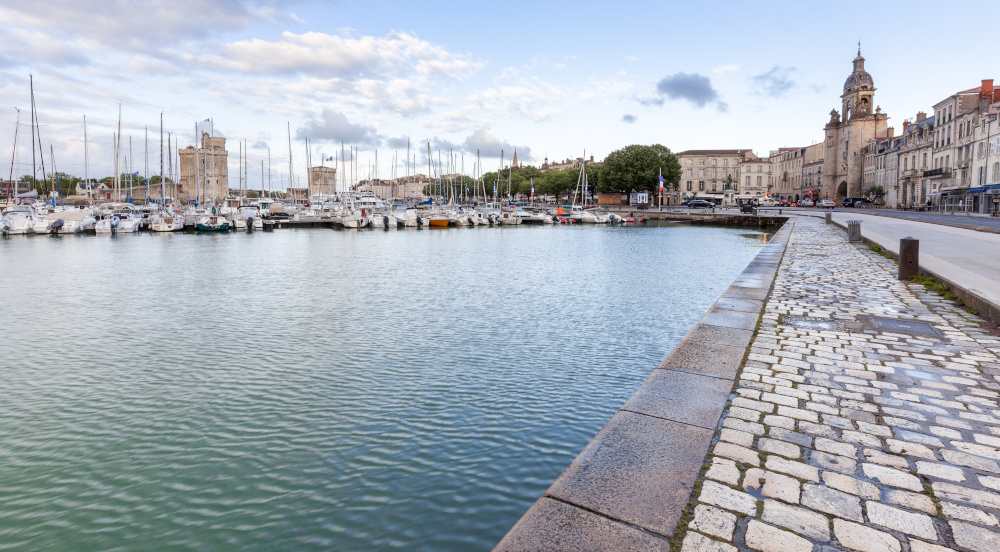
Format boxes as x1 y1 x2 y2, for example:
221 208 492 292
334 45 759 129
0 0 993 188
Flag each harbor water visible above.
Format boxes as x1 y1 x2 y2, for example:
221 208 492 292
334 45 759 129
0 223 769 550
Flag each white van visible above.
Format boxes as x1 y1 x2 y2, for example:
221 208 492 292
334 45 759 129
757 198 777 207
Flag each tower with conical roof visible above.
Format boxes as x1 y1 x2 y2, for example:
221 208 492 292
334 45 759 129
821 48 888 202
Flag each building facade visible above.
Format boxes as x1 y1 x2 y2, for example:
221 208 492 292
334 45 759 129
799 143 825 201
737 157 772 198
821 50 889 202
179 132 229 202
677 149 755 203
895 113 934 207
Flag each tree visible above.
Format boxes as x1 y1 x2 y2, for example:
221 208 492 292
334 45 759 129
862 185 885 203
598 144 680 194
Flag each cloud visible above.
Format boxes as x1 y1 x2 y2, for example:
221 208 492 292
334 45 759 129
296 110 381 146
750 66 796 98
634 95 664 107
655 72 727 111
712 64 739 77
386 136 411 149
622 114 637 123
209 30 478 80
462 128 530 160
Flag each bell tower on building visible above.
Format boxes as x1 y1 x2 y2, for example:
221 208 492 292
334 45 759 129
841 49 875 121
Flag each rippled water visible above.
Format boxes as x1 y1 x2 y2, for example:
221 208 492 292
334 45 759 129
0 223 768 551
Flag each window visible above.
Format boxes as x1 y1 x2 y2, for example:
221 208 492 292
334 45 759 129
698 181 705 191
712 169 717 178
699 160 705 166
723 159 728 166
745 176 751 188
994 162 999 182
712 182 717 191
922 153 927 168
757 176 762 186
686 169 692 177
686 181 692 191
698 169 704 177
757 165 762 173
712 159 717 165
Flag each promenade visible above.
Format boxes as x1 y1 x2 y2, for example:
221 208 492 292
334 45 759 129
498 214 1000 551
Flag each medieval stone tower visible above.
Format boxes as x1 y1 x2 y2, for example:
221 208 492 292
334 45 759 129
821 49 888 201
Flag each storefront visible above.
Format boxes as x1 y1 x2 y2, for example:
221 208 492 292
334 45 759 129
964 184 1000 215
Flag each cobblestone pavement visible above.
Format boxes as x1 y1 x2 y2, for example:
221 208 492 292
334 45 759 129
679 216 1000 552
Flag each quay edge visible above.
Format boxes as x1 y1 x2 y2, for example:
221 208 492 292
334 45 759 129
493 218 794 550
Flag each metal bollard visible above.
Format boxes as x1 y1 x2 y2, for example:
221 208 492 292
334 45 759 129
825 213 831 224
847 220 862 242
898 237 919 280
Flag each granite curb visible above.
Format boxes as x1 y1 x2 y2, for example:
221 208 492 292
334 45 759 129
494 219 794 551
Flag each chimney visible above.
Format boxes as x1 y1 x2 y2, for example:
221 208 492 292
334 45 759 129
887 127 894 138
916 111 927 122
983 79 995 97
590 155 594 163
903 120 910 133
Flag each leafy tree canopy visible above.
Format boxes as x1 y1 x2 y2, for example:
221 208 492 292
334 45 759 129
597 144 680 194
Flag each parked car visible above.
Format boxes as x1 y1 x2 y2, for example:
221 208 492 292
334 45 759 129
799 199 815 207
843 197 867 207
687 199 714 209
853 199 873 207
818 199 836 209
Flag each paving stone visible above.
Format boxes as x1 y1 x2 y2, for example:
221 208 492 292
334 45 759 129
680 531 737 552
769 427 813 448
978 474 1000 491
761 499 831 541
821 471 880 500
893 429 945 448
940 449 1000 473
723 418 766 435
950 520 1000 552
861 464 922 492
815 437 857 458
811 451 858 474
699 481 758 516
744 520 815 552
759 438 801 459
931 482 1000 510
743 468 801 504
833 519 901 552
705 457 741 486
714 442 761 467
915 460 965 482
882 488 935 514
863 449 910 469
865 502 937 539
886 439 937 460
690 504 737 541
909 541 954 552
720 428 755 447
801 483 863 521
766 456 820 482
764 415 797 430
941 501 999 527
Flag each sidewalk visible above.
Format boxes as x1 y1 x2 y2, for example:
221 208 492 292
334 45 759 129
818 212 1000 323
678 215 1000 552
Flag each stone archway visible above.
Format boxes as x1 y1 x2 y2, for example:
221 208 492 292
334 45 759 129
836 181 848 203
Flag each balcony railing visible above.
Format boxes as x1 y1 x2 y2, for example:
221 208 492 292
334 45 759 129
923 167 952 178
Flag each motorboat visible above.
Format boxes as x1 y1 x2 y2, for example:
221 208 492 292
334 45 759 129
196 214 230 231
149 208 185 232
95 205 141 234
1 206 40 235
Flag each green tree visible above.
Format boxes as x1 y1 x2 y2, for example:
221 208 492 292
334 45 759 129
862 185 885 203
598 144 681 194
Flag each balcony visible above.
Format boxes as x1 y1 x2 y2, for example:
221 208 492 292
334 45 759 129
923 167 952 178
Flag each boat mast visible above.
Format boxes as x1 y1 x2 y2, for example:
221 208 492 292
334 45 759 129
9 108 19 199
193 122 199 204
115 102 121 201
29 76 36 195
287 122 293 198
159 114 164 205
82 114 88 198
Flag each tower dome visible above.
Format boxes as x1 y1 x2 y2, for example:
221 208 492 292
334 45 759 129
843 50 873 91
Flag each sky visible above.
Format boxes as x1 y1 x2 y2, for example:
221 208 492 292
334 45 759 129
0 0 995 189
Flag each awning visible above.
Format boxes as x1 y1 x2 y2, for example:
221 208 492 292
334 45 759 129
966 187 987 193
